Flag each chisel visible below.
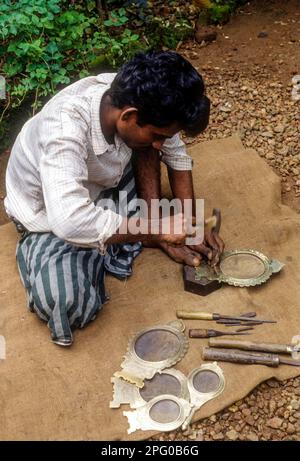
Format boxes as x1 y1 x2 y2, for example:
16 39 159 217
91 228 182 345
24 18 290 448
208 338 298 355
203 347 300 367
189 328 252 338
176 310 276 324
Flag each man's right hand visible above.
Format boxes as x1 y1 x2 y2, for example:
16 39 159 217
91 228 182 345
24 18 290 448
153 213 193 247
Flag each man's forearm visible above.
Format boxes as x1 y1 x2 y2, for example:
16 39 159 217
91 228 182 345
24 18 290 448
131 147 161 216
167 167 196 215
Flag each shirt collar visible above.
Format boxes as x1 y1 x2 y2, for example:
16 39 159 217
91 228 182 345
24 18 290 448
90 81 111 155
90 74 133 163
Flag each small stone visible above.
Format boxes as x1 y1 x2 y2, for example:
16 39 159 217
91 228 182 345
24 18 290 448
287 423 295 434
195 27 217 44
219 104 232 113
212 432 224 441
226 429 239 441
267 417 283 429
247 432 259 442
229 405 238 413
195 430 204 441
261 131 273 138
258 31 268 38
267 379 280 388
279 146 289 156
294 387 300 396
274 124 285 133
242 408 251 417
290 399 300 410
266 152 275 160
188 430 198 440
245 415 255 426
269 400 277 414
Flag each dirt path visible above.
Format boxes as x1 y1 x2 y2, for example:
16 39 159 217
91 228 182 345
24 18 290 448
180 0 300 213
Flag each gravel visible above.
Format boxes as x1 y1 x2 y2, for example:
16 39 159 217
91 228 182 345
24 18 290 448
182 64 300 206
149 377 300 441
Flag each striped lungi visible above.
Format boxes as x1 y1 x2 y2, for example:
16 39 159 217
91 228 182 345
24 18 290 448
15 162 142 346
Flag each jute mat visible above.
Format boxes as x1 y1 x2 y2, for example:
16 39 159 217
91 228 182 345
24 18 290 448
1 136 299 440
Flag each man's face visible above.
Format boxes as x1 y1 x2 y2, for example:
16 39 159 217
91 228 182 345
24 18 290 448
116 108 181 150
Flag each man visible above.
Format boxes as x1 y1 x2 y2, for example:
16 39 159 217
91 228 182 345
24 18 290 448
5 50 224 346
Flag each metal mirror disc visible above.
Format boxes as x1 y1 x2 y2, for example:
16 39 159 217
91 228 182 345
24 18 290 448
193 370 221 393
134 329 181 362
220 254 265 279
149 399 180 424
140 374 182 402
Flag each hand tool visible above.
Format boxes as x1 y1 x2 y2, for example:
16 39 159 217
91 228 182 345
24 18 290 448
216 312 258 325
208 338 298 355
183 208 223 297
189 328 252 338
224 321 264 327
202 347 300 367
176 310 276 324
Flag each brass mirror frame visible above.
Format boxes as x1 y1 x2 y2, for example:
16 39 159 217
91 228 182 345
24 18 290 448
195 249 284 287
114 323 189 388
182 362 225 430
110 368 189 409
123 394 191 434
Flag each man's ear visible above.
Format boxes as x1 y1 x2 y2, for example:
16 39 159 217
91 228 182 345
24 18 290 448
120 107 138 122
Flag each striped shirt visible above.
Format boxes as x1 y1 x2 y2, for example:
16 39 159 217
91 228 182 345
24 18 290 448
5 73 193 248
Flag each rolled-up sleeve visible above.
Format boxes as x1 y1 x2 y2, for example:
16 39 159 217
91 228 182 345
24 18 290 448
40 106 122 251
160 133 193 171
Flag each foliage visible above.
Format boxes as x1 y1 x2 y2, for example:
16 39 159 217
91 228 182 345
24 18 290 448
207 0 249 24
0 0 141 117
0 0 250 147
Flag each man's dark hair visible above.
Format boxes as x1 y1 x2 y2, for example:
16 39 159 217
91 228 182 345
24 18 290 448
108 50 210 136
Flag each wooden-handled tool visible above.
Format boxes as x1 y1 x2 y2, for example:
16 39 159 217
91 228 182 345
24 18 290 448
176 310 276 324
202 347 300 367
189 328 252 338
208 338 295 355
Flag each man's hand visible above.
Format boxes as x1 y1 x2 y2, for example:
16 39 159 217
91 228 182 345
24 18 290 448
188 229 225 267
153 242 203 267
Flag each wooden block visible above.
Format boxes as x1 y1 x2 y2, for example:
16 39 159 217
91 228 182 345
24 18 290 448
183 265 222 296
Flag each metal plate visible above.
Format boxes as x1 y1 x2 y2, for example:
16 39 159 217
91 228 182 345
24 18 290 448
110 368 189 409
123 394 191 434
195 249 284 287
114 323 189 388
182 362 225 430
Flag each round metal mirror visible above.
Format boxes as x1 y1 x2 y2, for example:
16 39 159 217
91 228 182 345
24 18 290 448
195 249 284 287
114 323 189 387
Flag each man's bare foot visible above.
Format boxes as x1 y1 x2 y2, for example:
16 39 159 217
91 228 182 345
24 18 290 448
156 241 201 266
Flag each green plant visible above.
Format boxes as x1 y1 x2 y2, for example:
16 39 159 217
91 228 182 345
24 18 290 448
0 0 143 142
196 0 249 24
147 17 194 49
